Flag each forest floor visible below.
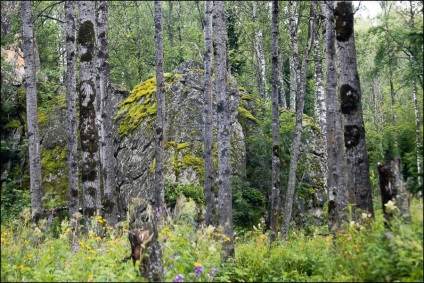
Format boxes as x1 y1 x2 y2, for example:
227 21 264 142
1 198 423 282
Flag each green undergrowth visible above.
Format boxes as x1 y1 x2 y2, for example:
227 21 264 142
1 198 423 282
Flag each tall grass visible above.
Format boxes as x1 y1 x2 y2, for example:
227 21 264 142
1 198 422 282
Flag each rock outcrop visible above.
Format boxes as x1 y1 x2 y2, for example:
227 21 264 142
114 61 247 225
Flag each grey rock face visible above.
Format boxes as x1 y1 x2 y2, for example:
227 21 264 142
114 61 246 226
293 123 328 227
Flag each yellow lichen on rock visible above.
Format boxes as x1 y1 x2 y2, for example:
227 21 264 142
115 77 158 138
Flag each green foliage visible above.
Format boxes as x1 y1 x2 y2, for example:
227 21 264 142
165 180 205 207
1 199 423 282
233 187 266 229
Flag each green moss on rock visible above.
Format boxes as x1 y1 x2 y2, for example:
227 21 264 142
238 106 260 125
115 77 157 138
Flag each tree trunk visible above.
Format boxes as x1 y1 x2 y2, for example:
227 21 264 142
154 0 166 217
289 55 297 111
378 152 411 225
322 1 349 230
313 14 326 136
213 0 234 261
22 1 43 223
278 52 287 109
282 0 316 241
413 79 422 187
270 0 280 245
335 0 374 219
78 1 101 222
65 0 79 220
97 0 119 226
288 1 298 112
203 0 216 227
252 1 267 100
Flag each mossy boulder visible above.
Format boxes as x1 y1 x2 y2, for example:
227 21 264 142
114 61 247 225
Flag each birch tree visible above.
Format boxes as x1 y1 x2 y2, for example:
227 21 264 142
203 0 216 227
282 1 317 240
65 0 79 220
322 1 348 229
288 1 299 111
213 0 234 261
252 1 267 100
270 0 280 244
22 1 43 222
78 1 101 221
97 0 119 226
334 0 374 218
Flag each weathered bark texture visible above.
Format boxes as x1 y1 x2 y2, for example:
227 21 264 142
213 0 234 261
322 1 349 230
22 1 43 222
252 1 267 100
154 1 166 218
203 0 217 227
282 1 316 241
378 152 411 225
334 0 374 219
270 0 280 245
78 1 101 221
97 0 119 226
65 0 79 220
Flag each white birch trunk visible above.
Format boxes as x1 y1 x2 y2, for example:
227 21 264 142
282 1 316 240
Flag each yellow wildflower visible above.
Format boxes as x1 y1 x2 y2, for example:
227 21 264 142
90 250 96 254
194 262 202 267
95 237 101 241
259 234 266 240
87 256 92 261
19 265 24 269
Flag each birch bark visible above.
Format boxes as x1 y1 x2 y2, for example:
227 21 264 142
22 1 43 222
270 0 280 244
282 1 316 240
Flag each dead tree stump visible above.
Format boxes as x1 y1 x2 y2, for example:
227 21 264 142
127 222 163 282
377 151 411 226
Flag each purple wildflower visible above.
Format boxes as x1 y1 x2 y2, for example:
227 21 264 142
57 264 61 269
169 256 173 260
174 253 178 259
163 237 168 243
73 243 79 253
211 268 218 276
173 274 184 282
194 264 203 278
170 264 173 269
